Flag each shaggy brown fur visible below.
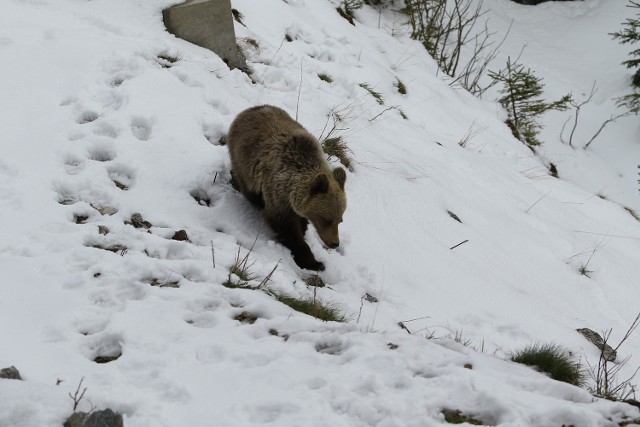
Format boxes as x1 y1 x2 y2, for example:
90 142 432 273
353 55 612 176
227 105 347 271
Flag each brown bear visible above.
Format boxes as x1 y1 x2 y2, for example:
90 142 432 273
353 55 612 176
227 105 347 271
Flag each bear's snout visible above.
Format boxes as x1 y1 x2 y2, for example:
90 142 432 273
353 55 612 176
328 242 339 249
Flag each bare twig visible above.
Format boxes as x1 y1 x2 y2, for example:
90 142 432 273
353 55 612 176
577 236 609 277
583 112 630 149
357 296 365 324
458 121 482 147
296 58 303 121
398 321 412 334
69 377 87 411
449 239 469 250
228 236 258 281
587 312 640 400
561 82 597 147
559 81 630 149
211 240 216 269
406 0 508 96
369 270 384 333
399 316 432 324
525 191 552 213
257 37 286 83
257 260 280 289
368 105 405 122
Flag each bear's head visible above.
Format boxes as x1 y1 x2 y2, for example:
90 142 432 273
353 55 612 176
299 167 347 249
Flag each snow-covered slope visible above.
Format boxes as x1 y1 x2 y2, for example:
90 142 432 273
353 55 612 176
482 0 640 213
1 0 639 426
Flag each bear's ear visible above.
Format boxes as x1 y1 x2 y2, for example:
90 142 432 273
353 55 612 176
333 167 346 190
310 173 329 195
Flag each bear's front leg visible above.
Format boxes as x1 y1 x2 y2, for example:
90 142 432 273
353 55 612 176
266 211 324 271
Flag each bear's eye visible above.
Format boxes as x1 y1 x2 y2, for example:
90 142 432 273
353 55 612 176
322 218 333 227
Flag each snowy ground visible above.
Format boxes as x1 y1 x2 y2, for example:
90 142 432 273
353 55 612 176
1 0 639 426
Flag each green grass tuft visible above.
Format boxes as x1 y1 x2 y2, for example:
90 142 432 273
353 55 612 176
231 8 245 26
336 6 355 25
322 136 352 169
359 82 384 105
275 292 347 322
222 241 257 288
94 354 121 364
510 343 585 386
318 73 334 83
624 206 640 222
442 409 484 425
157 54 180 68
395 78 407 95
579 264 593 278
241 37 260 50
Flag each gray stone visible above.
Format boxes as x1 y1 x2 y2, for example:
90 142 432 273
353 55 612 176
234 311 258 324
163 0 247 70
577 328 617 362
92 205 118 216
64 409 124 427
0 366 22 380
129 213 152 229
305 275 326 288
171 229 189 241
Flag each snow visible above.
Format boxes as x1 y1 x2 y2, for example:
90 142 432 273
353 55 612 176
1 0 639 426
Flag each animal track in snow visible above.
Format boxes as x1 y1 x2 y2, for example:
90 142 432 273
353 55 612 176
60 96 77 107
184 312 217 328
189 169 231 207
92 120 120 138
106 163 136 190
184 298 225 328
62 153 85 175
172 69 204 88
72 208 96 224
314 334 349 355
83 332 123 363
243 402 301 424
76 110 100 124
305 377 327 390
204 95 230 114
103 56 145 88
131 116 153 141
56 193 78 206
187 297 226 312
143 240 198 260
86 142 116 162
67 130 86 141
108 77 125 88
202 120 227 146
54 180 118 218
190 188 215 207
76 315 110 336
195 344 226 363
306 45 335 62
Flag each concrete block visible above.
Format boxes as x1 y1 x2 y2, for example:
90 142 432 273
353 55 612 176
163 0 247 70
